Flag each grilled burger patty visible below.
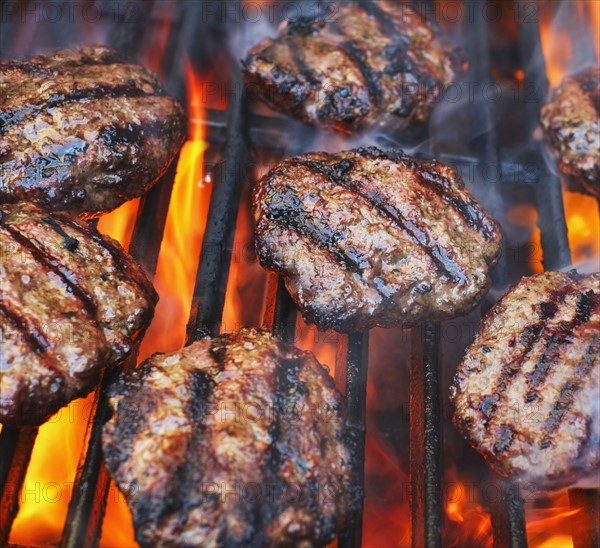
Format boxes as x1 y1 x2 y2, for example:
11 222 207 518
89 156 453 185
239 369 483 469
540 66 600 196
103 328 360 547
451 271 600 488
0 202 157 425
253 147 502 332
243 1 460 132
0 46 186 217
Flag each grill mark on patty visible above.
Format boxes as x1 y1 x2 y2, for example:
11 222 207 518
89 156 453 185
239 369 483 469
484 284 575 421
359 148 498 242
482 323 544 426
326 18 382 107
293 158 468 284
338 40 382 106
526 290 599 401
1 222 97 318
494 424 515 453
539 335 599 449
358 0 401 38
285 36 320 86
356 148 495 238
55 215 155 305
260 354 305 542
1 84 165 132
576 69 600 117
417 170 498 242
106 367 157 472
160 368 216 522
0 300 50 354
262 182 366 275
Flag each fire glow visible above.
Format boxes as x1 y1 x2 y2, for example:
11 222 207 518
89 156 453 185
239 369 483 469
9 61 213 546
5 2 599 547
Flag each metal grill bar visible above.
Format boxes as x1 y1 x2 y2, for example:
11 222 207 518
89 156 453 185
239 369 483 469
186 68 250 341
516 0 571 271
0 427 38 546
410 325 442 548
466 2 528 545
336 332 370 548
263 275 297 342
490 483 528 548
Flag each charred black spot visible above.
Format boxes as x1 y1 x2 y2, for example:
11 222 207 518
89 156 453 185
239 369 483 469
42 216 80 251
540 438 552 449
209 342 227 369
494 424 514 453
415 282 432 294
525 391 537 403
189 370 215 423
539 301 558 319
480 395 495 418
384 42 410 61
285 15 325 36
333 159 354 177
575 290 597 323
100 123 142 148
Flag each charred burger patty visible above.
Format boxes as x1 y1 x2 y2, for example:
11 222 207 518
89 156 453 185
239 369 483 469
102 328 360 547
243 0 460 132
0 46 186 217
253 147 502 332
0 202 157 425
540 66 600 196
451 271 600 488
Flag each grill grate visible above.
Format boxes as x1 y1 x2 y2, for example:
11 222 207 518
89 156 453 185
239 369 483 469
0 1 599 547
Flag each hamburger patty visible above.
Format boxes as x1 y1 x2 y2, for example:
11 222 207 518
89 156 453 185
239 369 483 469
0 202 157 425
540 66 600 196
253 147 502 333
0 46 186 217
243 0 460 132
451 271 600 488
102 328 360 547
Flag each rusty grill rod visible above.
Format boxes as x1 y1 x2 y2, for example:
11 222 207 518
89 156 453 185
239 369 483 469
186 67 250 341
410 325 442 548
466 2 528 546
516 0 572 271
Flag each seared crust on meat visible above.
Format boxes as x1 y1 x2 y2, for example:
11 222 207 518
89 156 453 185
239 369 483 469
253 147 502 333
243 1 460 132
102 328 360 547
0 46 186 217
540 66 600 196
0 202 157 425
451 271 600 488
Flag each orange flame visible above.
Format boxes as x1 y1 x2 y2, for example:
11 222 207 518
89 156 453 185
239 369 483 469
363 424 410 547
526 491 578 547
100 61 211 547
8 394 94 545
137 60 211 360
443 467 493 547
540 26 572 88
563 191 600 266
